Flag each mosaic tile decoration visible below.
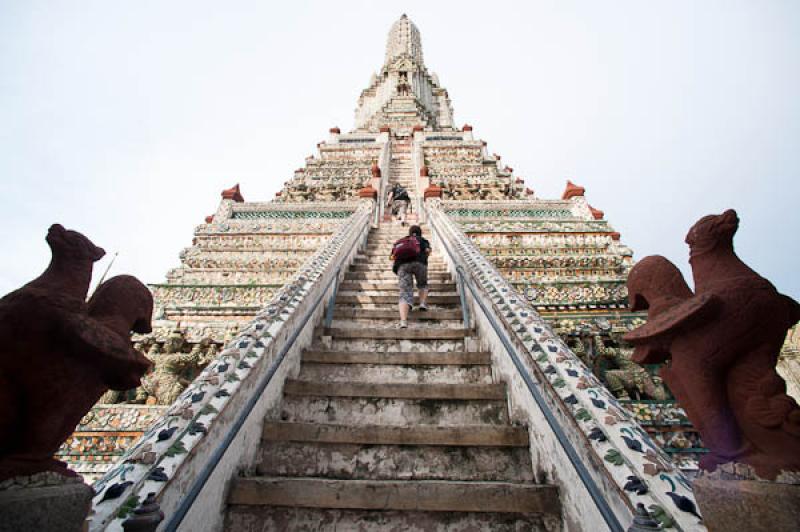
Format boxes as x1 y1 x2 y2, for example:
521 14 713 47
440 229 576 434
428 200 704 531
88 201 373 531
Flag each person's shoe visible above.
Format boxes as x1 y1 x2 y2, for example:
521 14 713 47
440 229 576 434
419 304 428 312
401 221 406 227
399 320 408 328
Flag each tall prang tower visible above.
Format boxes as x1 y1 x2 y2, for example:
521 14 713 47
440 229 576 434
63 14 701 488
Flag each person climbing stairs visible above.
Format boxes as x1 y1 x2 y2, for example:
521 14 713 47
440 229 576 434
223 223 561 530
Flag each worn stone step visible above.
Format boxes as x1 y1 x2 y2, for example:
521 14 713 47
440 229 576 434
365 246 438 252
354 256 445 264
345 272 451 281
281 396 508 426
284 380 504 400
323 326 468 339
298 361 490 384
350 264 448 272
228 478 559 515
336 294 460 305
333 307 462 320
329 320 465 331
338 281 454 291
225 507 553 532
318 337 467 353
257 441 534 482
261 421 526 447
302 350 490 365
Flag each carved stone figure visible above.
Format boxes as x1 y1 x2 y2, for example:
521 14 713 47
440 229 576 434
593 334 668 401
624 209 800 478
0 224 152 480
139 330 213 405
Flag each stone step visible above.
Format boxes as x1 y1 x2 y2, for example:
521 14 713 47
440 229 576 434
322 326 468 339
354 254 445 262
281 396 509 426
225 507 553 532
261 421 526 446
302 350 490 365
257 441 533 482
283 380 504 400
349 264 448 273
336 294 461 305
333 307 462 320
316 338 466 353
298 361 491 384
329 320 465 331
338 281 453 291
345 272 451 281
228 478 559 515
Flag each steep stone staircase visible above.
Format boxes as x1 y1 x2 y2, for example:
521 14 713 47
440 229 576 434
224 224 560 530
386 137 419 224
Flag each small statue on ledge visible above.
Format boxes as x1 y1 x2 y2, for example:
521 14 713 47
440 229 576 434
0 224 153 481
624 209 800 479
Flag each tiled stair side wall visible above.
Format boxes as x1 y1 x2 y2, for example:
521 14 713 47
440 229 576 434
88 201 374 532
427 201 705 532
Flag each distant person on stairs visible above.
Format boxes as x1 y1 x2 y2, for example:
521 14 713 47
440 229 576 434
386 184 411 226
391 225 430 328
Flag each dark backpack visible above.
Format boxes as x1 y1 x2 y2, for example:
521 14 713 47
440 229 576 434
392 236 421 261
393 186 410 201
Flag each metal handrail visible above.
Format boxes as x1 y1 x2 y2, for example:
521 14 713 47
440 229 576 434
427 204 624 532
162 208 372 532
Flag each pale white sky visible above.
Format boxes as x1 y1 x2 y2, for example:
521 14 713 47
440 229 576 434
1 0 798 299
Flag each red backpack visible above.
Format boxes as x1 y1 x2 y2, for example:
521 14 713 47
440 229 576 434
392 236 421 261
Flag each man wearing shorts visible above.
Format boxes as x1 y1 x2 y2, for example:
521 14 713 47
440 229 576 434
392 225 431 328
386 184 411 226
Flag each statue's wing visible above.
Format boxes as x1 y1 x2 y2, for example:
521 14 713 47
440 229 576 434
623 293 720 343
59 312 151 389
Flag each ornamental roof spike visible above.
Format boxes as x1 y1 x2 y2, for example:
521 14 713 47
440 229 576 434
561 179 586 200
588 204 605 220
221 183 244 202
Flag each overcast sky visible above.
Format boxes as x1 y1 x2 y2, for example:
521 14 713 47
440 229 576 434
1 0 798 300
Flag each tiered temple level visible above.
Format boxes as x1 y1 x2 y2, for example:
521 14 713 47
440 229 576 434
59 193 363 480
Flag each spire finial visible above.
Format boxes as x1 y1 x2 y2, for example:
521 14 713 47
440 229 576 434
385 14 423 66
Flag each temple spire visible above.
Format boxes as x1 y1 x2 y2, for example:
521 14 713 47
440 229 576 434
384 14 424 67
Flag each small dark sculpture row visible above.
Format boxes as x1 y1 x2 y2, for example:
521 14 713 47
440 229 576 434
625 209 800 479
0 224 153 481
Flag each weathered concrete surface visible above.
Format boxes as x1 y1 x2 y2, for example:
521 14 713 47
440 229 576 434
346 271 451 281
258 441 535 481
322 326 468 339
281 396 509 426
229 477 559 514
225 507 554 531
261 421 528 446
0 481 93 532
693 475 800 531
336 293 460 304
334 307 462 320
319 338 466 352
283 380 505 399
302 350 490 365
299 361 491 384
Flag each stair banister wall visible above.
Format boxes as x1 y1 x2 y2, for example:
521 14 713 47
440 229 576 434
88 201 374 532
425 200 704 532
376 137 391 225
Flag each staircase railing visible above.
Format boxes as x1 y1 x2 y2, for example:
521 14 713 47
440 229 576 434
426 200 704 532
89 201 373 532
